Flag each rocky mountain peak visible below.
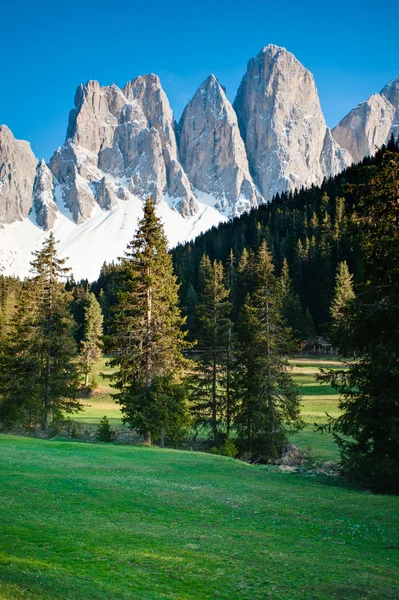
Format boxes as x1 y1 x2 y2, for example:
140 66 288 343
332 74 399 163
233 46 351 201
32 159 58 230
381 76 399 109
51 74 198 222
178 74 261 216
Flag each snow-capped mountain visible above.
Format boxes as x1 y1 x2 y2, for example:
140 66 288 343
1 45 397 281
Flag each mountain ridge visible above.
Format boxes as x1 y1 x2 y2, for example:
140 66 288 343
0 44 397 280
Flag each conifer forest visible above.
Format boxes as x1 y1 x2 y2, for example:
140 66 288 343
1 140 399 494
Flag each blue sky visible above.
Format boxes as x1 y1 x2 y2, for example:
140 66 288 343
1 0 398 160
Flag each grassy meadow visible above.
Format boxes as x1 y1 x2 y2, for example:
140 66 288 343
75 356 344 462
1 435 399 600
2 356 397 600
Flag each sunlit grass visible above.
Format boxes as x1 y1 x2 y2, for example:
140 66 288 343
76 357 344 460
0 435 398 599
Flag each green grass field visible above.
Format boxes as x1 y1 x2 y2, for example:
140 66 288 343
75 357 344 461
1 435 398 600
73 358 124 427
289 358 344 462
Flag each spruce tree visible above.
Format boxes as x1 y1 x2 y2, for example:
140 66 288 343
330 261 355 322
278 258 313 344
234 241 303 461
191 258 232 445
0 235 81 430
110 197 190 445
321 152 399 493
30 233 81 429
81 292 104 386
0 281 42 428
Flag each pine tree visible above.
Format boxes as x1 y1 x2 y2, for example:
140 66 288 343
0 276 21 345
234 241 303 461
320 152 399 493
0 281 42 428
0 235 81 430
278 258 311 344
81 292 103 386
110 197 190 445
191 258 232 445
330 261 355 322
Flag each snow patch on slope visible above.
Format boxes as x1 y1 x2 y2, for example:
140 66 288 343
0 195 226 282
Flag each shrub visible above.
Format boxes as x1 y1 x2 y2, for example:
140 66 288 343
210 439 238 458
96 416 114 443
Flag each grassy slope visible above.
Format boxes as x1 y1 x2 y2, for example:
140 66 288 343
76 357 344 461
1 435 398 600
73 358 124 427
289 359 343 462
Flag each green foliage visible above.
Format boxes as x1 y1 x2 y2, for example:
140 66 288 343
120 375 191 445
234 242 304 462
330 261 355 321
81 292 103 386
210 438 238 457
0 234 81 430
0 275 22 345
190 257 233 444
320 151 399 494
96 415 114 442
110 197 191 445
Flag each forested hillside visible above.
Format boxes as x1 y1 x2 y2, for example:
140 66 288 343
171 136 399 333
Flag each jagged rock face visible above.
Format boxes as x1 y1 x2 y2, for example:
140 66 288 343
0 125 37 224
178 75 261 216
32 159 58 230
332 94 395 163
381 76 399 109
50 143 97 224
233 45 351 201
94 177 117 210
332 76 399 163
51 76 197 222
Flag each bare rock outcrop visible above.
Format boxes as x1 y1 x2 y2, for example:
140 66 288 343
32 159 58 230
51 76 197 222
233 45 351 201
178 75 261 216
0 125 37 224
332 76 399 163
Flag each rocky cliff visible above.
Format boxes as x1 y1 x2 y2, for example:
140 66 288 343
332 77 399 163
50 75 197 223
233 45 352 201
0 125 37 224
178 75 261 216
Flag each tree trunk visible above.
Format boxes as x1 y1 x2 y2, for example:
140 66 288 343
212 303 218 445
85 372 89 387
144 429 151 445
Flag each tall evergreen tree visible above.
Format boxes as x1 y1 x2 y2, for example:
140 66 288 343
0 281 42 427
81 292 103 386
330 261 355 323
278 258 314 343
191 258 232 445
321 152 399 493
110 197 190 445
234 241 303 461
0 235 81 430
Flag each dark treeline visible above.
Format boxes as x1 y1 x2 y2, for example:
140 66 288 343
0 140 398 491
171 135 399 334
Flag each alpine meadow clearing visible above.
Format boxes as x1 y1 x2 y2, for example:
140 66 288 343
1 358 398 600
